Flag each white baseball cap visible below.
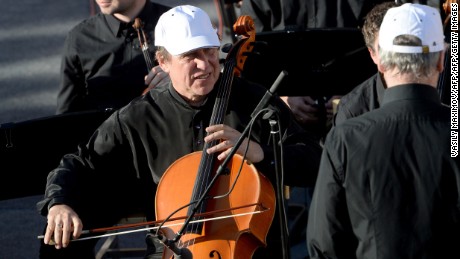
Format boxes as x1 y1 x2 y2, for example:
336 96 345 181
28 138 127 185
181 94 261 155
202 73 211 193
154 5 220 56
379 3 444 54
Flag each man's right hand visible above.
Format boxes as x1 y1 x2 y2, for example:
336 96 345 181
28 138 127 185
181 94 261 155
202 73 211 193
44 204 83 249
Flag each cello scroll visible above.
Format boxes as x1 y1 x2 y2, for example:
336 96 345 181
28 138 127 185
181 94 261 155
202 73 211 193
231 15 256 76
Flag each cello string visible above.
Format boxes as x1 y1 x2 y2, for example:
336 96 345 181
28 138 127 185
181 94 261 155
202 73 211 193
213 115 256 199
186 55 237 248
191 60 234 228
197 59 234 199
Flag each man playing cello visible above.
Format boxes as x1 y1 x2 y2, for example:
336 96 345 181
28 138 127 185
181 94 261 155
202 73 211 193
37 5 321 259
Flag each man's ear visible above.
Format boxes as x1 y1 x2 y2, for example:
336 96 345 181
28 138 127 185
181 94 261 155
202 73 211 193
437 49 446 73
368 47 379 65
157 56 170 73
158 62 169 73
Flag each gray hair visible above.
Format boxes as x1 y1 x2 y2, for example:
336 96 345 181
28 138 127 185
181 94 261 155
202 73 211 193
379 35 442 79
155 46 171 62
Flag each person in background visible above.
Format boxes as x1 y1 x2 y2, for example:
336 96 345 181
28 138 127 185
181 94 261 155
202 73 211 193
56 0 170 114
241 0 444 135
239 0 394 140
333 0 448 126
239 0 391 31
37 5 322 259
307 4 459 258
333 1 399 126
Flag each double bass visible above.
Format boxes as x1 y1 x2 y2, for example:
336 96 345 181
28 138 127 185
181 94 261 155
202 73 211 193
154 16 276 258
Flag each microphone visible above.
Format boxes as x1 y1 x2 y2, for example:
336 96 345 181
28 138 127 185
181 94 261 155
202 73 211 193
157 234 184 258
251 70 288 118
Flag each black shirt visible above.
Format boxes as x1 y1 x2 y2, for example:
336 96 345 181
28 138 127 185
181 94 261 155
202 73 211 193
56 1 170 114
333 72 386 126
307 84 460 258
38 76 322 258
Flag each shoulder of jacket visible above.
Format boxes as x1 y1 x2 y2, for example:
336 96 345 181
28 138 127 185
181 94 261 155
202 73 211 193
68 13 104 35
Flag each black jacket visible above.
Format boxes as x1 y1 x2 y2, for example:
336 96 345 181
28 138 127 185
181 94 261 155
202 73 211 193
333 72 386 126
56 1 170 114
307 84 460 259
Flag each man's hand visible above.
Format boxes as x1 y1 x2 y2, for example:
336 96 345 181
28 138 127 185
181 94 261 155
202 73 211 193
204 124 264 163
280 96 321 125
44 204 83 249
143 65 171 95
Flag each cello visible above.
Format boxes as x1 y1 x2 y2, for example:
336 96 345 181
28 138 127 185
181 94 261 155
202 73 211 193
154 15 276 258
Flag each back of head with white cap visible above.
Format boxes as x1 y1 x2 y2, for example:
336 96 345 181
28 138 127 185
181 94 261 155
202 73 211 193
154 5 221 56
379 3 444 54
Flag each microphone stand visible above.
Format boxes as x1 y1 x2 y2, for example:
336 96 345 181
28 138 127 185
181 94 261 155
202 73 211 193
157 71 288 258
268 115 290 259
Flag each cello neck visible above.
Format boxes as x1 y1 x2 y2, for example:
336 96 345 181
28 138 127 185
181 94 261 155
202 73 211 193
186 16 257 230
186 42 242 229
133 18 155 72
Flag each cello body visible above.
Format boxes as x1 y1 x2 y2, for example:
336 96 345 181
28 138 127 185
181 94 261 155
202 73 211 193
155 151 276 258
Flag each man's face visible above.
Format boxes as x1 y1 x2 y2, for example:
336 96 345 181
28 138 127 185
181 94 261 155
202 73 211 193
160 48 221 103
96 0 133 15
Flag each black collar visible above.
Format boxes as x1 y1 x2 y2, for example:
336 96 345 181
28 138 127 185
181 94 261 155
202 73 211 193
105 0 152 37
382 84 441 106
